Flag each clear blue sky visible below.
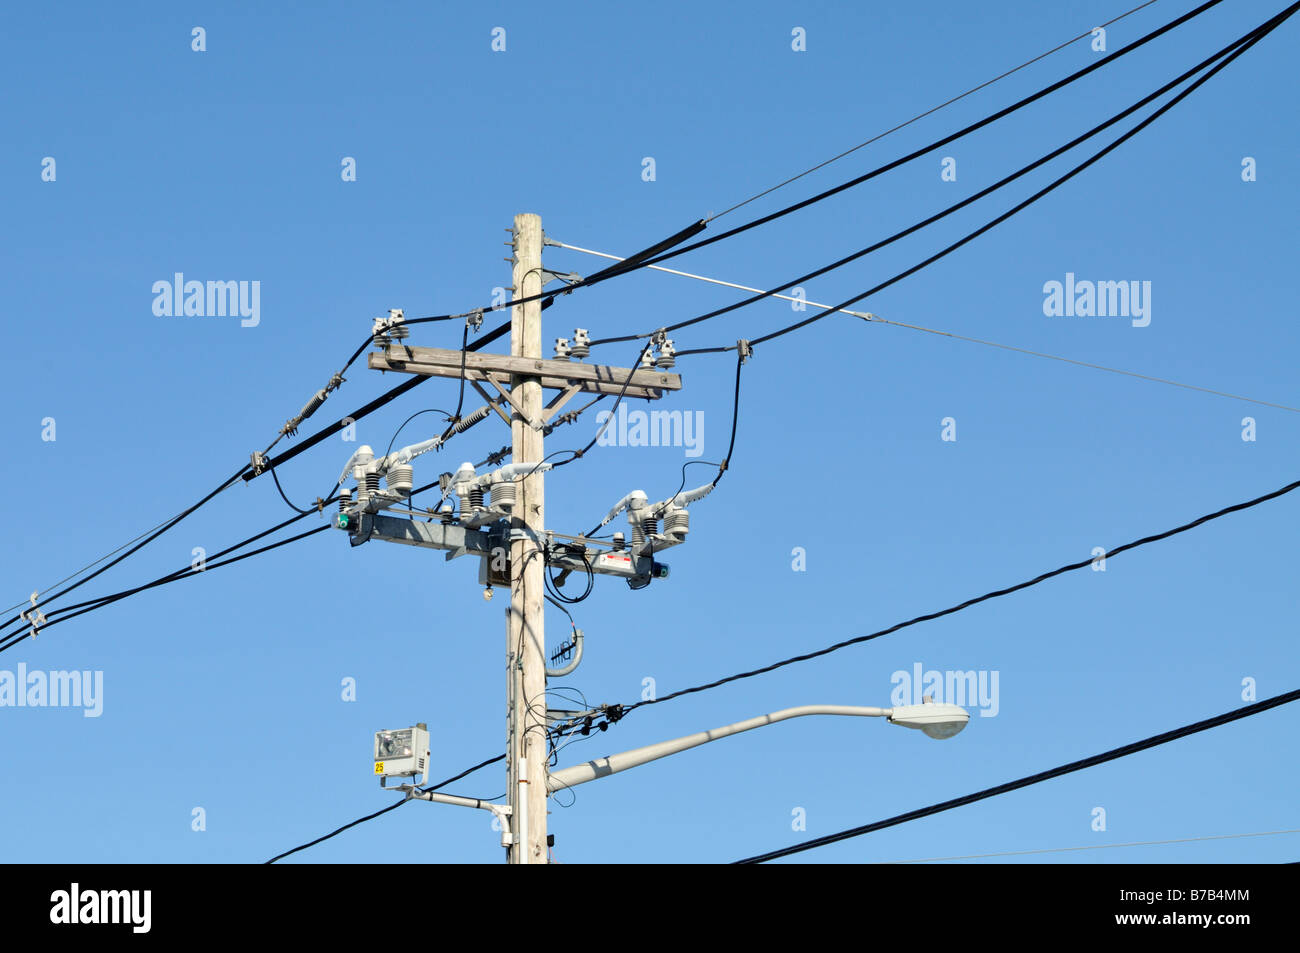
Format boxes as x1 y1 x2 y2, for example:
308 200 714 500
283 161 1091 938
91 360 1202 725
2 0 1297 864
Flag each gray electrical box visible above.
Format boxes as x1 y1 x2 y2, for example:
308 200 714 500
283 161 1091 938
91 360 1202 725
373 725 430 780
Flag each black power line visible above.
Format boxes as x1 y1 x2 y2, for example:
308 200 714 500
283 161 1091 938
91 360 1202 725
265 753 507 864
336 2 1222 354
1 2 1231 642
736 688 1300 863
347 2 1216 344
397 220 709 331
243 319 512 482
0 414 518 654
0 518 333 654
620 475 1300 716
709 0 1162 222
627 0 1232 279
0 463 249 638
598 11 1281 350
679 3 1297 357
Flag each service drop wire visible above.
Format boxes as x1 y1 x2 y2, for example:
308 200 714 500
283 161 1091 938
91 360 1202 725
440 321 472 441
712 348 744 489
385 408 453 462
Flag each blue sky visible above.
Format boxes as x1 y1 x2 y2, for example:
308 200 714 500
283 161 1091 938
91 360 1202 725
1 0 1297 864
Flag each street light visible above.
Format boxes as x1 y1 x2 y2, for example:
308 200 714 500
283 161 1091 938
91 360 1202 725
547 696 971 793
887 697 970 739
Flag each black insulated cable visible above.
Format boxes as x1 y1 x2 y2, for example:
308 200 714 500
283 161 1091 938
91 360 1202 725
736 689 1300 863
618 474 1300 716
623 0 1233 281
678 4 1295 356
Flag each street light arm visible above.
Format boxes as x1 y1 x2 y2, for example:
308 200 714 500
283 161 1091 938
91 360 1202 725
547 705 890 793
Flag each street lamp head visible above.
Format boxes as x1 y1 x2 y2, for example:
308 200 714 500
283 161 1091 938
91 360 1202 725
887 698 970 740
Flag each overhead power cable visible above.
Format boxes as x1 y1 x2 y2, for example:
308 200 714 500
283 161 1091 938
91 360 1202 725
244 321 511 482
400 221 709 329
735 688 1300 863
0 519 333 655
264 753 507 864
710 0 1163 221
0 4 1222 629
1 436 502 654
0 464 248 639
264 795 410 865
633 0 1230 274
251 219 689 490
362 1 1213 342
0 511 194 617
678 3 1295 356
4 287 496 630
0 501 327 642
593 7 1285 349
619 474 1300 716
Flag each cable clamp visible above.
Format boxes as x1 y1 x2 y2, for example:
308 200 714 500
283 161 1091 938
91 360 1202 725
737 339 753 363
467 309 484 332
541 269 583 290
20 592 46 638
250 451 268 475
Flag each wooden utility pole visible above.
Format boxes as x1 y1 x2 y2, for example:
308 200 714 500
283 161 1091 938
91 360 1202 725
507 213 548 864
361 213 682 864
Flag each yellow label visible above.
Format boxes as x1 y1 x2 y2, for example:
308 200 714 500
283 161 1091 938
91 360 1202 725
374 761 384 775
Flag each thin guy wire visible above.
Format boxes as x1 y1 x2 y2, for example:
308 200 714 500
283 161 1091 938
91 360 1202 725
710 0 1163 221
555 241 1300 414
